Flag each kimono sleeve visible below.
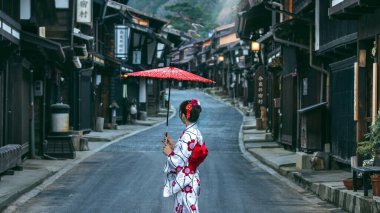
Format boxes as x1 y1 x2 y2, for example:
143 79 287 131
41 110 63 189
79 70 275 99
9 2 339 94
165 132 194 172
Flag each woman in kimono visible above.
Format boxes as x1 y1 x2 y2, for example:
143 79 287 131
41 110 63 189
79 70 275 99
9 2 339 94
162 99 208 213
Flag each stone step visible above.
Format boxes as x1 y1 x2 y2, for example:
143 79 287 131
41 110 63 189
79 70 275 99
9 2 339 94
244 134 265 142
245 142 282 149
243 129 266 134
244 133 273 142
265 133 273 141
243 120 256 125
243 124 256 130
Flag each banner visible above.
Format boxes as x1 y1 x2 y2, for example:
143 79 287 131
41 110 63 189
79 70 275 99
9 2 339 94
115 25 130 59
77 0 92 24
254 66 266 106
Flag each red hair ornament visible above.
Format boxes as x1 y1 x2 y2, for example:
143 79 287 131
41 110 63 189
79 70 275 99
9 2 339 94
185 99 200 119
185 104 192 119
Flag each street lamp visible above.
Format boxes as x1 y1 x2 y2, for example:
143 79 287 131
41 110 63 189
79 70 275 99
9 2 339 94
218 55 224 62
251 41 260 63
251 41 260 52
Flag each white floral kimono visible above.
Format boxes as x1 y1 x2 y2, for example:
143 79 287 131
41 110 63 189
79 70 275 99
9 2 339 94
163 123 204 213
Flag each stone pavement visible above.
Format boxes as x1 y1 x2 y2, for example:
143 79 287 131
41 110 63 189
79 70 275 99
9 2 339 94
204 87 380 213
0 109 174 211
3 88 380 213
83 116 167 142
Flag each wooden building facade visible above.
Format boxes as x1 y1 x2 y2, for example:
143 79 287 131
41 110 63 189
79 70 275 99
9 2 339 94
233 0 380 166
0 2 29 154
0 0 181 162
328 0 380 164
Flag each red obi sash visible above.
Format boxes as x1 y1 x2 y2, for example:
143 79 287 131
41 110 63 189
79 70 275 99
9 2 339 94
188 142 208 172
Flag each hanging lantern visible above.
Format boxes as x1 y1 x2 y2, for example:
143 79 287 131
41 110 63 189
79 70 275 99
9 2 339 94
251 41 260 52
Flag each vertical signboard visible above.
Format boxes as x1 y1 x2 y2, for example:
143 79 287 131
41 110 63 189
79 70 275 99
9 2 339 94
77 0 92 24
115 25 130 59
255 66 266 107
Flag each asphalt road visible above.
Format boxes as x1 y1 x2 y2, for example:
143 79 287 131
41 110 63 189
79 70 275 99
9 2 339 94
17 90 343 213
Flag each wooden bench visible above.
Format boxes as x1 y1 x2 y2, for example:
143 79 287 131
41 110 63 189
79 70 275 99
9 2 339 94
352 166 380 196
0 144 23 180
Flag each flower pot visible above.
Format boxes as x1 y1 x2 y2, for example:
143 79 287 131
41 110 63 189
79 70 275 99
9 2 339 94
343 178 363 190
371 175 380 196
343 178 353 190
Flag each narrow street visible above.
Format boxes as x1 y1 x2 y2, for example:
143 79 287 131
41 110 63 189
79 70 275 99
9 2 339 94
16 90 342 213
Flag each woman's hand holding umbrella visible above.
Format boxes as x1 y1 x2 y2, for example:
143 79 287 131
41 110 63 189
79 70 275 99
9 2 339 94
162 141 173 156
165 135 175 149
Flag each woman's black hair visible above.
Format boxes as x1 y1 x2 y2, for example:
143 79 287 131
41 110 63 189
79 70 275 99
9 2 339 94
179 100 202 123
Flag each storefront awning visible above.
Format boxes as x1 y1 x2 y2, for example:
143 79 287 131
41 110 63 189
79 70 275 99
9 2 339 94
21 31 65 62
73 31 94 41
237 3 271 39
92 53 105 66
155 34 172 46
298 102 327 114
317 32 357 58
172 57 194 65
219 33 240 47
329 0 380 19
126 22 172 47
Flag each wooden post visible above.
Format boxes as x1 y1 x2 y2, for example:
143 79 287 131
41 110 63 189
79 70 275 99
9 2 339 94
354 62 359 122
354 62 360 144
373 62 378 124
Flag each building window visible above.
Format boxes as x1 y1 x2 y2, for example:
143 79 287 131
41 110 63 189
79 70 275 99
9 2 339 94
20 0 31 20
55 0 69 9
133 50 142 64
303 78 308 96
156 43 164 59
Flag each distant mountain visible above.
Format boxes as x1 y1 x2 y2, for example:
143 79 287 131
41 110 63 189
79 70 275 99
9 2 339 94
128 0 239 37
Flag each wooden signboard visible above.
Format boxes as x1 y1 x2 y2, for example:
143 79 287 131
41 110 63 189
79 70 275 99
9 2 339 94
254 65 266 107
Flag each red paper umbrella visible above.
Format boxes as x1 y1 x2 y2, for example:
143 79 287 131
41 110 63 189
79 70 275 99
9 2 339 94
127 66 215 134
127 66 215 83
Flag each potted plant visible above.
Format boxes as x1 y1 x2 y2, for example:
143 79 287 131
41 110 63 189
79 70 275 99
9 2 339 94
357 111 380 166
371 174 380 196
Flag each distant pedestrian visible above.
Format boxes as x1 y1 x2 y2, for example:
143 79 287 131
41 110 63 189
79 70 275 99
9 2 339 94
162 99 208 213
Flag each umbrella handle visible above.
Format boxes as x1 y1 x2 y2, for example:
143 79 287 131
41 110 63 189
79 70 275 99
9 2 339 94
164 80 171 144
166 80 171 127
164 126 168 144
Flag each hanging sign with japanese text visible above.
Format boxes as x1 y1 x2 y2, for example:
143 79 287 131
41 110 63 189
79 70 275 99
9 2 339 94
76 0 92 24
254 65 266 106
115 25 130 59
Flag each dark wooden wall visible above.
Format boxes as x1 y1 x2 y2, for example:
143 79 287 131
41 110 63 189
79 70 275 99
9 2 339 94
330 56 357 160
79 75 93 129
0 62 4 147
0 1 20 20
319 0 358 47
359 7 380 40
6 56 30 153
281 73 297 150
